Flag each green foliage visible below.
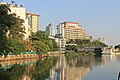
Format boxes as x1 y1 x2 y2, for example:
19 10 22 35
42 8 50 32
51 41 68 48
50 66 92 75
65 45 77 50
51 39 59 51
0 4 26 55
0 4 11 16
67 39 107 49
8 14 26 40
67 39 90 45
8 39 26 55
30 30 54 54
91 40 107 47
65 50 76 56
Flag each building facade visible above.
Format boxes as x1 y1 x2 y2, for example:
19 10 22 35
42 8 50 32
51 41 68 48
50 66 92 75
56 23 65 38
46 23 55 37
57 21 92 42
0 2 40 39
26 13 40 33
9 4 29 39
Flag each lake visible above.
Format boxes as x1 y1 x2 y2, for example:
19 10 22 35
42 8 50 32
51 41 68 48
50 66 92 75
0 55 120 80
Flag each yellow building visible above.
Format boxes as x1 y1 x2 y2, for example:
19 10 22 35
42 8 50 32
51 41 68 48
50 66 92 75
26 12 40 33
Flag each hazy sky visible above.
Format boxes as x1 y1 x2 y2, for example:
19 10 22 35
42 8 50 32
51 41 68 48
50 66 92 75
4 0 120 45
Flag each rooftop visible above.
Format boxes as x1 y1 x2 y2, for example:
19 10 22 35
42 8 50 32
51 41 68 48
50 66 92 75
64 21 79 24
26 12 40 16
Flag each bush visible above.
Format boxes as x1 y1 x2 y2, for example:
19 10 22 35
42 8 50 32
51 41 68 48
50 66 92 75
65 50 76 56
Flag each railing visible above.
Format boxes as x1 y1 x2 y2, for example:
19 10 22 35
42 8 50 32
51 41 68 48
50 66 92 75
0 52 42 61
0 52 40 56
21 52 39 54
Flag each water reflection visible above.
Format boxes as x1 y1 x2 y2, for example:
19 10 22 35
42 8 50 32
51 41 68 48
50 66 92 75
0 55 120 80
0 57 58 80
49 55 105 80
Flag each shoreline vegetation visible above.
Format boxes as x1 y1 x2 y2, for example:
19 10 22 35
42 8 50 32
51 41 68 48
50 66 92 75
0 51 94 61
65 50 95 57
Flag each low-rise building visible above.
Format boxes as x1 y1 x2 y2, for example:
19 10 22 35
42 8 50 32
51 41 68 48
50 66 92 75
54 38 66 50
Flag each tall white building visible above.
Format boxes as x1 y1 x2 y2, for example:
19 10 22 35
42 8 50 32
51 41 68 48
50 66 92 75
56 23 65 38
46 23 55 37
10 5 30 39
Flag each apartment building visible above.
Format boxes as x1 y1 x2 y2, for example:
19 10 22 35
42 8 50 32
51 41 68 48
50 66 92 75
26 12 40 33
56 23 65 38
57 21 92 42
46 23 55 37
9 4 29 39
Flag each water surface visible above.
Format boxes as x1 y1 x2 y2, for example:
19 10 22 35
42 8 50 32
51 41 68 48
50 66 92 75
0 55 120 80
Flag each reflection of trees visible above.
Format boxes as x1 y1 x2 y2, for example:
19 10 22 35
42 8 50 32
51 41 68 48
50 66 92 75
66 56 93 68
76 56 93 68
0 64 26 80
66 56 103 68
0 57 58 80
65 56 103 80
93 57 103 66
30 57 58 80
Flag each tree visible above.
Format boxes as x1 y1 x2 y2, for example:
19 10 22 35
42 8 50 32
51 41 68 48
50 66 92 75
51 39 59 51
91 40 107 47
8 39 25 55
30 30 54 54
8 14 26 40
0 4 26 54
0 4 12 53
65 45 77 50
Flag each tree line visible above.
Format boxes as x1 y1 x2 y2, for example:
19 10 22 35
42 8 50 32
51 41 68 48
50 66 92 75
66 39 108 50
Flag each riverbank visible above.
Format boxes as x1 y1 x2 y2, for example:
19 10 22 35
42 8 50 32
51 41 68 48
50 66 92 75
0 51 65 61
0 58 40 69
0 54 42 61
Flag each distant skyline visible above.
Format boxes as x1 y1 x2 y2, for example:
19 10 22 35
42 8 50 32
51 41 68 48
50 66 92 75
4 0 120 45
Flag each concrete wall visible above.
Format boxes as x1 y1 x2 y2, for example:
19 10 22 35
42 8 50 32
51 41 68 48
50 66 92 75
0 54 42 61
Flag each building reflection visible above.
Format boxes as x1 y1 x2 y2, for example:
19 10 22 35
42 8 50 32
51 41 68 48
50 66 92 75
49 56 104 80
102 55 120 63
